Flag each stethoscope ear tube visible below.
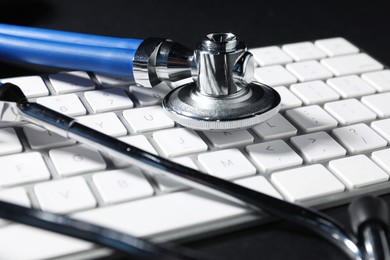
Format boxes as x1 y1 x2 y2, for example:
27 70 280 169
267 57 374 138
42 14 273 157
349 196 390 260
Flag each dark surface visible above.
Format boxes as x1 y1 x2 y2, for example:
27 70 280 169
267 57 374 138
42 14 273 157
1 1 390 259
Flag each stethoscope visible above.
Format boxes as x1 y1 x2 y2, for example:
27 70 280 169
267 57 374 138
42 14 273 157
0 23 389 260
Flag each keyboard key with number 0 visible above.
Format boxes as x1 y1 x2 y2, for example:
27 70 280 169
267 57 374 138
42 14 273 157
324 99 377 125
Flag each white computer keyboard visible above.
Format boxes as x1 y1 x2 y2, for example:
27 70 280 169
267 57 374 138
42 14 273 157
1 37 390 260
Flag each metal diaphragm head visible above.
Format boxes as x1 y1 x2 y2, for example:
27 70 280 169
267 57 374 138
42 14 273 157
162 33 281 131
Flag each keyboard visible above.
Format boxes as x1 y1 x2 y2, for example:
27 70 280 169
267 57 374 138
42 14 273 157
1 37 390 259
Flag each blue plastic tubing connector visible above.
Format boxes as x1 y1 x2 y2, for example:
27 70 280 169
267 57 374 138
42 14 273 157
0 23 143 79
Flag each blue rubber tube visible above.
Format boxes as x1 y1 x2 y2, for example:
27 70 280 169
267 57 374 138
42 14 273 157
0 23 142 50
0 24 143 78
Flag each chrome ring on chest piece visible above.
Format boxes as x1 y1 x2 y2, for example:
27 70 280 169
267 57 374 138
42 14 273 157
162 33 281 131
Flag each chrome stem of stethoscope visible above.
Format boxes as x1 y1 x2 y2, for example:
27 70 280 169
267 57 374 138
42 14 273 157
0 83 363 260
162 33 280 130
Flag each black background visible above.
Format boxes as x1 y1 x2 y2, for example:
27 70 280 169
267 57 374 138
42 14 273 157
1 1 390 259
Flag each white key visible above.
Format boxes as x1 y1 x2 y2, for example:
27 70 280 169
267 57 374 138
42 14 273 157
0 188 30 207
372 148 390 173
48 71 95 94
286 60 333 82
324 99 377 125
371 118 390 142
120 135 157 155
74 190 247 238
1 76 49 97
282 42 327 61
329 155 389 189
93 168 154 204
332 123 387 153
273 86 302 110
362 70 390 92
326 75 376 98
246 140 302 173
290 80 339 105
0 187 31 226
154 157 198 193
129 85 170 106
202 130 254 149
123 106 174 133
290 131 346 163
361 92 390 118
271 164 345 202
252 113 297 140
153 128 208 157
321 53 383 76
23 124 75 150
198 149 256 180
94 73 133 87
234 176 283 199
172 157 199 169
0 127 22 156
285 105 338 133
111 135 158 167
253 65 297 87
249 46 293 66
0 152 51 187
0 225 92 260
84 88 134 113
34 177 96 213
77 112 127 136
37 94 86 116
315 38 359 57
49 145 106 177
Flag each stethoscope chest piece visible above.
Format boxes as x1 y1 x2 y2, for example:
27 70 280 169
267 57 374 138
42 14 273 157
162 33 281 131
